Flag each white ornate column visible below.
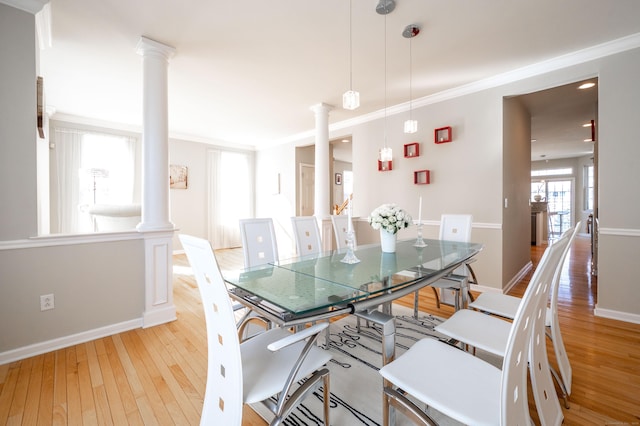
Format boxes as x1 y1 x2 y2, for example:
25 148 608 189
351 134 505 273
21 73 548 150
310 103 333 219
136 36 176 327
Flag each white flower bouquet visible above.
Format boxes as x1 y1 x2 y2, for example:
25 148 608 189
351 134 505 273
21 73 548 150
368 203 412 235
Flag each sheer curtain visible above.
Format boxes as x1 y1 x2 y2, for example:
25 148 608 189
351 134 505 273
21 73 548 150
54 128 83 234
208 149 253 248
53 127 138 234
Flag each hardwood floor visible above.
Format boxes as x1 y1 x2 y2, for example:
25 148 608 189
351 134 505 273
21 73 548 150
1 235 639 425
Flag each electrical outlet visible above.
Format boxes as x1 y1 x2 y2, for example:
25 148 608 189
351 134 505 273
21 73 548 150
40 294 54 311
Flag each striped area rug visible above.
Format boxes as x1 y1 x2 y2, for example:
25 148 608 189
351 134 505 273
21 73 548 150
251 304 500 425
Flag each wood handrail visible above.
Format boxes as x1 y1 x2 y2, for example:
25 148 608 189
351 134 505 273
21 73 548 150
334 194 353 215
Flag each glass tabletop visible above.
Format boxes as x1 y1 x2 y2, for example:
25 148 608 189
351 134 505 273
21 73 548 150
224 264 368 315
224 238 482 317
275 239 483 296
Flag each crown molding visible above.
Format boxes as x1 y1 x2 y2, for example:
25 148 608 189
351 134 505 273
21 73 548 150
277 32 640 146
0 0 48 14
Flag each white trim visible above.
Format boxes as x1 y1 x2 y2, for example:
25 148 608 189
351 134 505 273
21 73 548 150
594 306 640 325
0 231 144 250
143 305 177 328
416 220 502 230
0 0 48 14
470 261 532 295
0 318 143 365
272 32 640 147
34 2 50 49
504 261 533 294
599 227 640 237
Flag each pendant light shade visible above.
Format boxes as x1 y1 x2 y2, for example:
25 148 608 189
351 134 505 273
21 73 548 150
404 119 418 134
343 90 360 110
379 146 393 162
342 0 360 110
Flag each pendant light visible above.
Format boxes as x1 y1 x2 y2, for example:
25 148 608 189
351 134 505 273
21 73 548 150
378 6 393 164
403 24 420 134
342 0 359 110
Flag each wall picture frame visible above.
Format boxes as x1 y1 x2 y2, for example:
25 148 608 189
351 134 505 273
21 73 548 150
170 164 188 189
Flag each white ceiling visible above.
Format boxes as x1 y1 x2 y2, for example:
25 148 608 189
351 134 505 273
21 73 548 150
33 0 640 156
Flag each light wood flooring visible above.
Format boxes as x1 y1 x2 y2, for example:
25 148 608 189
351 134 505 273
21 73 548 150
1 235 639 425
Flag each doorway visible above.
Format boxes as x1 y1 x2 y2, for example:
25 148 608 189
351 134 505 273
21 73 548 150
520 78 598 238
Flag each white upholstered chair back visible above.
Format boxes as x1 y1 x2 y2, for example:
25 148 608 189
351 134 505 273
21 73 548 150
331 215 356 249
291 216 323 256
439 214 472 276
179 234 243 425
502 231 567 424
239 218 279 267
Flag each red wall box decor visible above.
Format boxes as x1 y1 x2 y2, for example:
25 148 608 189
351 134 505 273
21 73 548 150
378 160 393 171
414 170 431 184
434 126 452 144
404 142 420 158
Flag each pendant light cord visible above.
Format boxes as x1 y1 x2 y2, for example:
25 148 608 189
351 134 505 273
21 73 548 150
383 12 388 149
408 36 413 120
348 0 353 90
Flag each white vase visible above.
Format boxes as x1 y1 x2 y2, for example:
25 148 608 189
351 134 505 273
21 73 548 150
380 229 397 253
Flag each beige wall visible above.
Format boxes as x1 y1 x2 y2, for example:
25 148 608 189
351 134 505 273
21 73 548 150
502 96 533 288
255 46 640 324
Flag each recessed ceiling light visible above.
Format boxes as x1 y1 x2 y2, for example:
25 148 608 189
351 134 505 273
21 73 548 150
582 123 592 127
531 139 537 143
584 138 594 142
341 139 350 143
578 82 596 90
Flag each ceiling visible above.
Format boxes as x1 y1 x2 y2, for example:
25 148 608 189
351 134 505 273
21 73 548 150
33 0 640 156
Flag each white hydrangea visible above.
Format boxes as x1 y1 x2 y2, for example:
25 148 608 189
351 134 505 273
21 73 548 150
367 203 412 235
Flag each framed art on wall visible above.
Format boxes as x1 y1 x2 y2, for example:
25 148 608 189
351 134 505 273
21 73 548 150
170 164 188 189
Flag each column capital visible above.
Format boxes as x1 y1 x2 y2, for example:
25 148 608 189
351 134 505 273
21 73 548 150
309 103 334 115
136 36 176 60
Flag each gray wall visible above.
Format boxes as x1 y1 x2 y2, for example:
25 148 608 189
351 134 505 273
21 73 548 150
0 4 38 241
503 96 534 287
0 3 149 362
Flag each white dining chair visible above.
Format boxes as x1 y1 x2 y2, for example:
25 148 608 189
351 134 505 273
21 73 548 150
467 222 581 407
414 214 477 314
291 216 323 256
432 229 572 425
239 218 279 267
331 214 356 249
379 225 566 426
179 234 331 426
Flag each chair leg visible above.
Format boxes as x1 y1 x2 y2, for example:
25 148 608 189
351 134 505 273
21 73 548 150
550 365 570 409
431 287 441 309
322 372 330 425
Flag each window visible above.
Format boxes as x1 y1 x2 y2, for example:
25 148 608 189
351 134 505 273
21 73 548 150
584 165 594 210
53 127 139 233
531 168 572 177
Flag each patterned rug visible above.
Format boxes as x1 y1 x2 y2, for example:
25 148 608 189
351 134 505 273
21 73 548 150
251 305 500 425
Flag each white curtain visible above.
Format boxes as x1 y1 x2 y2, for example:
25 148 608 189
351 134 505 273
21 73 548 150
208 149 253 248
54 128 83 234
53 127 138 234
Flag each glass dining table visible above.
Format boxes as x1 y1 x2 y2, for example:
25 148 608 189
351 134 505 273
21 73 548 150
224 238 483 363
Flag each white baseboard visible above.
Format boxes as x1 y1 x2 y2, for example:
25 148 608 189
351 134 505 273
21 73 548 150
143 305 177 328
0 318 143 365
594 306 640 325
471 261 532 295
